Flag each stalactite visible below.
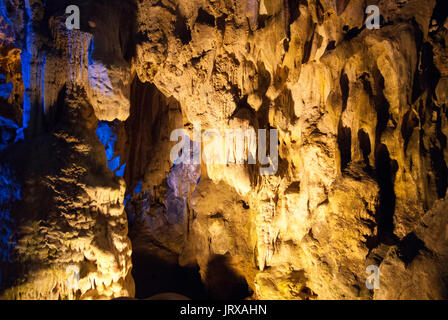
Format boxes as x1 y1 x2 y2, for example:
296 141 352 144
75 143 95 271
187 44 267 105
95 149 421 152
247 0 259 31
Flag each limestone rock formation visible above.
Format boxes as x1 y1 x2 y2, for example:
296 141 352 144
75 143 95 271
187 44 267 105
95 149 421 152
0 0 135 299
0 0 447 300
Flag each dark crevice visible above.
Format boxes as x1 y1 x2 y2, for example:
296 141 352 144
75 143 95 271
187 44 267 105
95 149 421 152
430 147 448 199
358 129 372 168
397 233 426 265
371 69 391 139
45 85 67 132
343 26 364 41
413 43 441 102
239 200 250 209
118 0 138 61
337 121 351 171
205 254 252 300
410 19 424 103
401 110 419 153
196 8 215 27
132 251 206 299
285 181 301 194
315 0 324 24
302 24 316 64
256 61 272 97
336 0 350 15
340 72 349 112
379 15 394 28
374 144 399 245
338 70 351 171
283 38 290 52
287 0 300 25
229 94 255 121
302 39 313 64
124 79 163 189
191 50 210 66
216 14 228 32
210 212 224 220
254 62 273 132
174 9 192 45
432 0 448 26
325 40 336 53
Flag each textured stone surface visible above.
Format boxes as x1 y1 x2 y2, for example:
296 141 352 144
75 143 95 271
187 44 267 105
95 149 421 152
0 0 447 300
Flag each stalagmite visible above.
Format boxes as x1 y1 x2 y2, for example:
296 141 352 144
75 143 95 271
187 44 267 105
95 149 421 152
0 0 447 301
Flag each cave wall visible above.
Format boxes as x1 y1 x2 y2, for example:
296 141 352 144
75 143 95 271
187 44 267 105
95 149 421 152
129 0 448 299
0 0 136 299
0 0 447 300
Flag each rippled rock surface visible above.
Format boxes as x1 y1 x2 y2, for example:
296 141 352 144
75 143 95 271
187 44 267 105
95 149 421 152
0 0 447 300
